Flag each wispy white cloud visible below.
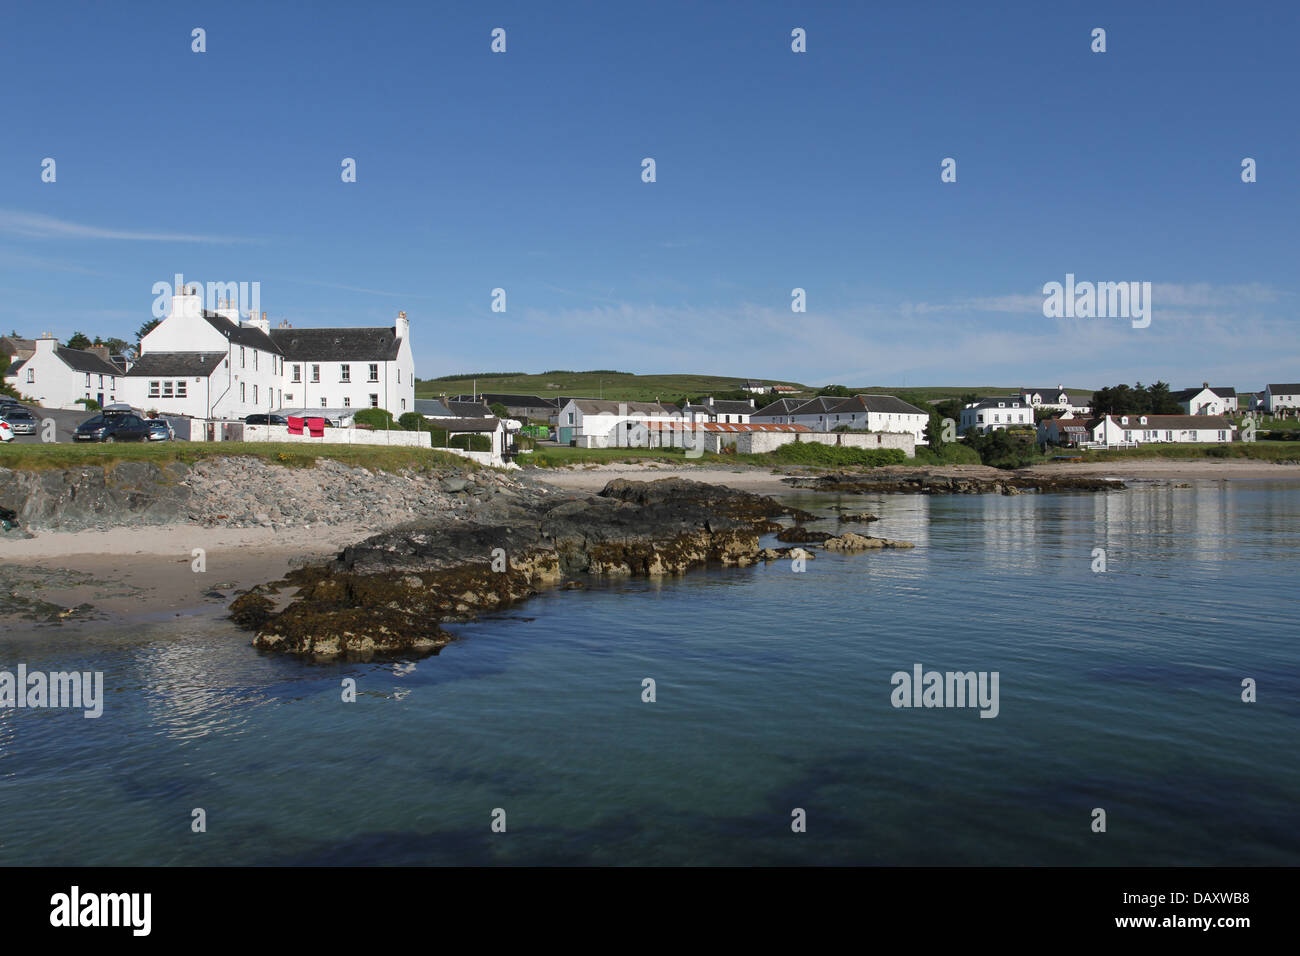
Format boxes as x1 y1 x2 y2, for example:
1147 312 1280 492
0 209 253 244
270 276 432 299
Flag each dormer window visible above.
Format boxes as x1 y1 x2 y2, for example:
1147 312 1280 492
1140 416 1148 425
1121 416 1129 425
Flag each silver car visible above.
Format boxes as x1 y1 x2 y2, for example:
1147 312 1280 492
146 418 175 441
0 406 37 435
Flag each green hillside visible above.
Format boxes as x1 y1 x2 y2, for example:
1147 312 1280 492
414 372 1095 407
415 371 809 404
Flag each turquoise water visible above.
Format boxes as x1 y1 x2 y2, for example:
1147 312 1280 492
2 482 1298 865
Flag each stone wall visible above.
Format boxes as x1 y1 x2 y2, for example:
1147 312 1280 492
734 431 916 457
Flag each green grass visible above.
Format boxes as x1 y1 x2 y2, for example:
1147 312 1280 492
417 371 808 404
0 441 473 473
1073 441 1300 463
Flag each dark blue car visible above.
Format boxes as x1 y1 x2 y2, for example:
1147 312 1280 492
74 412 153 443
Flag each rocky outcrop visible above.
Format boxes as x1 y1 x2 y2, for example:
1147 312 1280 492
784 472 1122 495
237 478 881 661
0 462 192 533
822 532 914 551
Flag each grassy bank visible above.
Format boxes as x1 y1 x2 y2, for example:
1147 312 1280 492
1073 441 1300 463
0 442 472 472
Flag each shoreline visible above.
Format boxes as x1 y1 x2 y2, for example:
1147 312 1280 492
527 458 1300 493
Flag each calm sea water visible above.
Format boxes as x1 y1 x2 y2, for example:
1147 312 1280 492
3 481 1298 865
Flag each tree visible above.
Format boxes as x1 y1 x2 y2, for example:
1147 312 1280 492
816 384 850 397
66 332 92 350
137 318 161 343
489 402 509 418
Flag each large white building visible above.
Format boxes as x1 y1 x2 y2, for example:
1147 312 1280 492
4 335 123 409
960 396 1034 434
1173 384 1238 416
1019 385 1091 415
1264 383 1300 414
556 399 681 446
118 287 414 420
824 395 930 444
1089 414 1234 446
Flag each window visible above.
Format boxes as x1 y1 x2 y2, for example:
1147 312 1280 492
311 365 320 383
177 381 187 398
1165 431 1172 441
397 369 401 383
321 397 328 407
285 393 294 403
240 383 246 402
253 385 258 405
567 412 574 424
240 346 245 368
370 394 379 408
149 381 161 398
253 351 258 371
292 365 301 383
1124 431 1132 441
343 396 350 408
1219 430 1227 441
340 364 350 383
85 373 91 387
368 364 379 382
163 381 174 398
401 398 406 410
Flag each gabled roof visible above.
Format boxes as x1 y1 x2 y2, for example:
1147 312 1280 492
50 345 122 376
126 352 227 377
204 312 282 354
0 336 35 353
831 394 927 416
967 396 1028 410
1267 383 1300 393
706 400 755 414
436 417 502 432
752 398 806 417
1106 414 1233 429
787 397 843 416
453 393 557 408
566 398 677 416
269 325 401 361
1174 385 1237 401
415 398 491 418
5 358 26 376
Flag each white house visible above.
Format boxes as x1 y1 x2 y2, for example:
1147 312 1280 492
681 397 755 425
272 315 414 417
556 399 681 446
1019 385 1091 414
1174 384 1238 416
824 395 930 444
751 396 845 431
119 286 415 420
1265 383 1300 414
750 398 808 424
3 335 123 409
1089 414 1234 446
960 396 1034 434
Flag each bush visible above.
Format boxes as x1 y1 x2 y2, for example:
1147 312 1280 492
353 407 397 429
963 429 1042 469
449 434 491 452
76 397 101 411
397 412 427 431
765 442 907 467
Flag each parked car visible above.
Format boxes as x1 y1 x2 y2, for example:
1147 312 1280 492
0 407 37 435
244 414 289 426
0 419 12 442
145 418 175 441
74 413 152 443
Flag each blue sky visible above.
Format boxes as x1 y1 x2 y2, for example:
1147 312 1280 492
1 0 1296 389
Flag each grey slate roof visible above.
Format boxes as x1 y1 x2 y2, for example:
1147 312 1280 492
51 345 122 376
126 352 227 377
415 398 492 418
1267 383 1300 392
707 400 755 415
453 392 557 409
1174 386 1237 401
968 396 1029 410
269 325 400 361
436 417 502 432
1108 414 1233 429
203 312 282 354
751 398 806 418
5 358 26 375
831 394 928 416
